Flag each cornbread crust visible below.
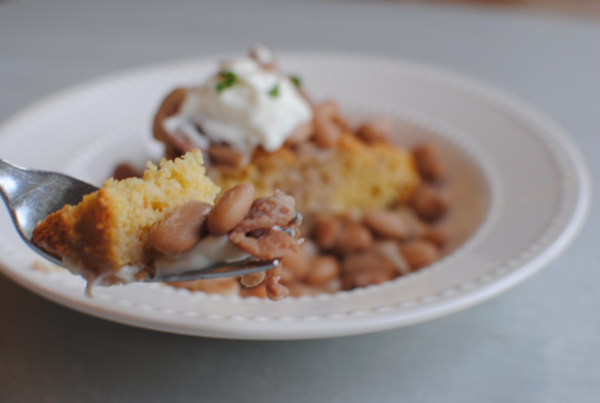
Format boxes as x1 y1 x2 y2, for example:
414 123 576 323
32 150 220 280
208 134 420 215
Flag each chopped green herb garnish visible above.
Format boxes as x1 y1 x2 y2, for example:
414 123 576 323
215 71 237 93
268 83 280 98
290 75 301 88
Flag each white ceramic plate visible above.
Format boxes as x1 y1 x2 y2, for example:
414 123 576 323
0 53 591 340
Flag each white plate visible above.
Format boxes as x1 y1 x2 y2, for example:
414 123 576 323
0 53 591 340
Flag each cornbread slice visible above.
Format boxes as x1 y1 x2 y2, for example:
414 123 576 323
208 134 420 215
32 150 220 281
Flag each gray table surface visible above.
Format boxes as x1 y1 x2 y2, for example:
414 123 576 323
1 0 599 402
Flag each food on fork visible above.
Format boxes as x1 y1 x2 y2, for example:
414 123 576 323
32 150 301 300
114 44 452 298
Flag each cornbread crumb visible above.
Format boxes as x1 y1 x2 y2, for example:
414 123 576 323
32 150 220 280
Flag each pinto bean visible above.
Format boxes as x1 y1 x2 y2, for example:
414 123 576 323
240 271 266 288
313 102 342 148
372 240 411 275
314 117 341 148
112 163 143 180
287 282 319 297
229 190 300 260
167 132 196 154
267 283 290 300
207 145 251 169
332 115 350 132
357 123 389 143
397 208 428 239
240 283 267 298
152 88 188 158
169 278 240 297
343 269 395 290
341 252 396 289
313 214 342 250
152 200 212 256
280 266 295 284
300 239 318 258
281 240 317 283
342 252 395 275
410 184 450 222
208 183 255 235
318 101 339 117
281 247 310 282
305 256 341 285
335 223 373 254
339 209 363 225
400 239 440 270
265 266 289 301
413 143 445 183
363 211 409 240
285 122 315 146
422 227 448 248
317 101 348 131
319 278 342 293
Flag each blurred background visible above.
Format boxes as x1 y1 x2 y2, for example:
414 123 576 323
424 0 600 15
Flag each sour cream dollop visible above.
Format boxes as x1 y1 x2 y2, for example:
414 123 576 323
163 55 313 153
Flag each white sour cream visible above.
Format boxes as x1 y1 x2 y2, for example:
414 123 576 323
154 235 250 275
163 56 313 152
64 256 145 297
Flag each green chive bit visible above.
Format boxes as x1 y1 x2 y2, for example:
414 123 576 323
215 71 237 93
268 83 280 98
290 76 301 88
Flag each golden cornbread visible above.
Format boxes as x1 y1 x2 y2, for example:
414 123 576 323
208 134 420 215
32 150 220 279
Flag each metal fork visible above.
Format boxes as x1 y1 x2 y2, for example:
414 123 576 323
0 158 278 282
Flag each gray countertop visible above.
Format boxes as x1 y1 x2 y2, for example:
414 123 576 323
1 1 599 402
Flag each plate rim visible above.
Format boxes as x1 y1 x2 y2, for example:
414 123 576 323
0 51 592 339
